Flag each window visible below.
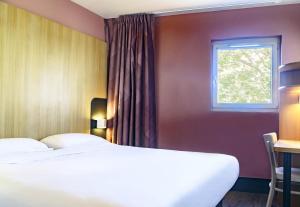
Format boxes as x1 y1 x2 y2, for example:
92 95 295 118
212 37 280 112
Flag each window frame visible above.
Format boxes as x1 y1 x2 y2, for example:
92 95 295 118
211 37 281 112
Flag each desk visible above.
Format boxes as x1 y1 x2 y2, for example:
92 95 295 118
274 140 300 207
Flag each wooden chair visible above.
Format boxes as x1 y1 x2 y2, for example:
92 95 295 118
263 133 300 207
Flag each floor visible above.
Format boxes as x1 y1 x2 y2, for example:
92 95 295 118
223 191 274 207
223 191 300 207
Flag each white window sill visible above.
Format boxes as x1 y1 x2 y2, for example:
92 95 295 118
212 107 279 113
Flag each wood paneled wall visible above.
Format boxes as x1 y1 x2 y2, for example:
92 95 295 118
0 2 107 139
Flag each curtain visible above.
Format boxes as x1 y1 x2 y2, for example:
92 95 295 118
105 14 157 148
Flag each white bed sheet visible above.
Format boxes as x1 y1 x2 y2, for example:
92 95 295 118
0 143 239 207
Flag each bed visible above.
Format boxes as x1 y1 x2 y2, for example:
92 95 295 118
0 136 239 207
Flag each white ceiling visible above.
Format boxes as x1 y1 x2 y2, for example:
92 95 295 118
71 0 300 19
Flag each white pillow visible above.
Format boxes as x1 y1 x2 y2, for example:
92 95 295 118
40 133 109 149
0 138 50 154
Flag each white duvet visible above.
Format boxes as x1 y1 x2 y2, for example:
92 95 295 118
0 143 239 207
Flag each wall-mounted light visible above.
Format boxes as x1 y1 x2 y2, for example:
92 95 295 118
91 118 107 129
96 118 107 129
279 62 300 104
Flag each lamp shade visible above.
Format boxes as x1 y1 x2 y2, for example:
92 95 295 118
280 62 300 88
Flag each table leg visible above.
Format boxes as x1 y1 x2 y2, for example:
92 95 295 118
283 152 292 207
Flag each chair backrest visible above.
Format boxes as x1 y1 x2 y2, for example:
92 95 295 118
263 133 278 180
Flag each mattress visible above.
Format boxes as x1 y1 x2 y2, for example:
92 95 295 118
0 143 239 207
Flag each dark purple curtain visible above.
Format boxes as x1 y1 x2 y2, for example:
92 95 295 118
105 14 156 148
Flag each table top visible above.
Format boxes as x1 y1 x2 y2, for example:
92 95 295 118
274 139 300 154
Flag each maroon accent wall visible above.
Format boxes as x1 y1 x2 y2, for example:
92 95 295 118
156 4 300 178
2 0 105 40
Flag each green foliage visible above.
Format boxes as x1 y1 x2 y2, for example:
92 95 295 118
217 47 272 104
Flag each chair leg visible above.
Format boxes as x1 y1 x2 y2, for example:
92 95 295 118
266 181 276 207
274 191 279 204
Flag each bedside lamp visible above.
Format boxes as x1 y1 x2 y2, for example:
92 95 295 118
280 62 300 103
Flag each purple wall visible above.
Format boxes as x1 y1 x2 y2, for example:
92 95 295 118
155 4 300 178
3 0 105 40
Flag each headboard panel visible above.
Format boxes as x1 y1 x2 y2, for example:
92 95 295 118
0 2 107 139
